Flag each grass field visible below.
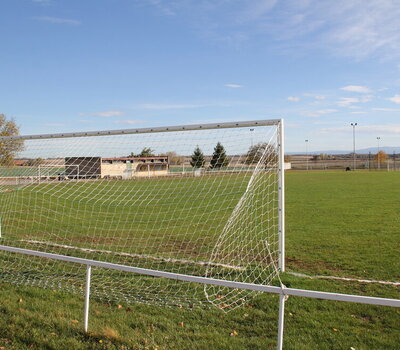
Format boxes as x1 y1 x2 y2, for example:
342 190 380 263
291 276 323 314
0 171 399 349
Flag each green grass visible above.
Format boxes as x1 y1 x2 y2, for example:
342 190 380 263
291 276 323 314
286 171 400 282
0 171 399 349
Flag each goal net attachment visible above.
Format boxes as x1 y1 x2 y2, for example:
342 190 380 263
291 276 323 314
0 119 285 310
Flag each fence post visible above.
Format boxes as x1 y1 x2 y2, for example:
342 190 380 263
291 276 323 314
277 292 286 350
84 265 92 332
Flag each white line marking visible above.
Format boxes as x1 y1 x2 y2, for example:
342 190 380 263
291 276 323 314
20 239 245 271
288 271 400 286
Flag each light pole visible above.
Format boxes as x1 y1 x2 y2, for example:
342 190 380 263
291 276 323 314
377 137 381 169
351 123 357 170
393 151 396 172
250 128 254 147
305 139 309 170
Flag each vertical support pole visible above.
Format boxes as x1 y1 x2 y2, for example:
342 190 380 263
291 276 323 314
278 119 285 272
277 293 286 350
84 265 92 332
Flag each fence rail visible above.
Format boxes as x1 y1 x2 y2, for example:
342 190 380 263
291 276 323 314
0 244 399 347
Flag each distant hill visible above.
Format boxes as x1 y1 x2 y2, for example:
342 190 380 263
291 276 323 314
288 146 400 155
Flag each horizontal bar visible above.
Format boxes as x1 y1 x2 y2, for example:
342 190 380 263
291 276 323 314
0 244 398 308
0 119 281 141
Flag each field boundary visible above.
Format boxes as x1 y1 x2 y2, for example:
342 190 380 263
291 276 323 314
287 271 400 286
1 244 399 308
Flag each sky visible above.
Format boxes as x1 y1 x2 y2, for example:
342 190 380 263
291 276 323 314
1 0 400 153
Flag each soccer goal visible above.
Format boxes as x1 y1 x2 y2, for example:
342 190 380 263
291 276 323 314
0 119 285 306
38 164 80 181
0 119 398 349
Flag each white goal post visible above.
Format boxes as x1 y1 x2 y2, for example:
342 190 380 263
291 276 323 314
38 164 80 180
0 119 398 350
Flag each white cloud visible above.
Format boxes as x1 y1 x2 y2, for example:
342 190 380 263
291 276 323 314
337 95 372 107
147 1 400 61
33 16 81 25
387 94 400 104
287 96 300 102
372 107 400 111
91 110 125 117
337 97 359 107
303 93 326 100
114 120 145 125
320 124 400 134
137 104 207 110
351 111 367 114
43 122 65 127
304 109 337 118
341 85 371 93
224 84 242 88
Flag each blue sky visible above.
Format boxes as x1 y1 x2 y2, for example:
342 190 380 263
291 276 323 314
1 0 400 152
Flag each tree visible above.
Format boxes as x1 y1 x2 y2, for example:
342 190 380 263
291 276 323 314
312 153 332 161
128 147 155 157
0 114 24 165
375 151 388 163
190 146 205 168
245 142 277 166
26 158 44 166
164 151 185 165
209 142 229 169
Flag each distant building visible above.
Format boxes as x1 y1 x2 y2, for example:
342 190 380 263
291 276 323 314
284 162 291 170
65 156 168 179
13 159 29 166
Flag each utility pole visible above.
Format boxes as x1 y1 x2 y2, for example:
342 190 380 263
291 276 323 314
351 123 357 170
305 139 309 170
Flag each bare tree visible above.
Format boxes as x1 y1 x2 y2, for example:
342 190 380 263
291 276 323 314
165 151 185 165
0 114 24 165
245 142 277 167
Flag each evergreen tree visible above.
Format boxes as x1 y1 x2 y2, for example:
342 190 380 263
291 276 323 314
190 146 205 168
209 142 229 169
128 147 155 157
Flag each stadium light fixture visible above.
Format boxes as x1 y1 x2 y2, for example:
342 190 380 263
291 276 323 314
377 136 381 169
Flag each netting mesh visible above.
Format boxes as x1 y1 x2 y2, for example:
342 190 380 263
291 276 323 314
0 123 281 310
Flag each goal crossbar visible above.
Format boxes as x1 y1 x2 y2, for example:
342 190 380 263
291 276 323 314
0 119 281 141
0 244 398 308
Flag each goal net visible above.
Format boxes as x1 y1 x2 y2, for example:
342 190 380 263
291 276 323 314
0 120 283 310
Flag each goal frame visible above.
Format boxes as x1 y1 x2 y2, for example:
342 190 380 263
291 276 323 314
0 119 399 350
38 164 80 181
